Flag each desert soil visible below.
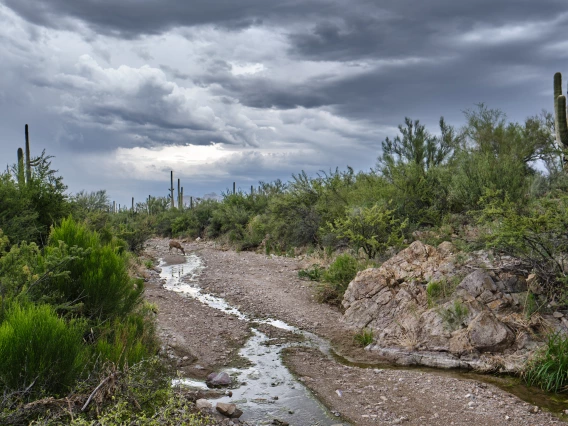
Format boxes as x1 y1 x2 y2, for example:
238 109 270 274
143 238 565 426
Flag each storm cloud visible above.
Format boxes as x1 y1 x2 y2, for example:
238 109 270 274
0 1 566 204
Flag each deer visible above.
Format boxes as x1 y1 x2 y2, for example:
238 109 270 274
169 240 185 255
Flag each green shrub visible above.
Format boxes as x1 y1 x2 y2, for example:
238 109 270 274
524 333 568 393
0 303 86 396
315 254 359 305
326 203 408 259
353 328 374 347
479 190 568 296
93 311 155 369
46 218 143 321
298 264 325 281
324 254 358 286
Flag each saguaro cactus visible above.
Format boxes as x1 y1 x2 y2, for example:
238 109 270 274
170 171 175 209
16 148 25 187
554 72 568 169
25 124 31 183
177 178 181 209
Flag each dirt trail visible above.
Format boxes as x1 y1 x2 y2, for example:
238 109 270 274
143 238 564 425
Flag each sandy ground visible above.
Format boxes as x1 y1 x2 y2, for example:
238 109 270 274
142 238 565 426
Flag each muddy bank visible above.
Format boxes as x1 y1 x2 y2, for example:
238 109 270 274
142 239 566 425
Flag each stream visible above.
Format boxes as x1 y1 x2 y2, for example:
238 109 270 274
160 255 343 425
159 254 568 425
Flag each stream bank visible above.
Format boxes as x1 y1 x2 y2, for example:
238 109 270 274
143 238 566 425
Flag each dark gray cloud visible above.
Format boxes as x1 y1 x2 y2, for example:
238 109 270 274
1 0 567 206
3 0 333 37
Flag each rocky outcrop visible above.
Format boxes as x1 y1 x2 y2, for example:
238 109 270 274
342 241 563 372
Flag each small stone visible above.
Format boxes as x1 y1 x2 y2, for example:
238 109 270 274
505 415 511 421
528 405 539 414
553 311 564 318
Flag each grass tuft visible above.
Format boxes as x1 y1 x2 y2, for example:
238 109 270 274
524 333 568 393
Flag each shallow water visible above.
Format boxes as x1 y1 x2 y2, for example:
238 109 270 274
160 256 343 425
159 255 568 423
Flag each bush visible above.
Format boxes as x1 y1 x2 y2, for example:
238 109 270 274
45 217 143 320
524 333 568 393
298 264 325 281
327 203 408 259
93 312 155 369
479 190 568 296
315 254 359 305
0 303 86 396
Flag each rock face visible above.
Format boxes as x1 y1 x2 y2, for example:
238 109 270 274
342 241 558 372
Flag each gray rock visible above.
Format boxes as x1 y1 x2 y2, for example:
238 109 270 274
468 311 514 352
456 270 496 298
206 371 232 387
216 402 243 418
196 399 212 410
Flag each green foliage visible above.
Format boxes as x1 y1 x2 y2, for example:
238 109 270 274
327 203 408 259
378 117 460 174
0 151 69 246
0 303 86 396
93 310 156 369
448 106 555 212
315 254 359 305
524 333 568 393
479 190 568 293
323 254 359 286
439 300 469 331
353 328 374 347
46 218 143 321
298 264 325 281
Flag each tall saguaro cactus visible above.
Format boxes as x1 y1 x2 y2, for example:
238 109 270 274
170 171 175 209
554 72 568 169
16 148 25 187
25 124 31 184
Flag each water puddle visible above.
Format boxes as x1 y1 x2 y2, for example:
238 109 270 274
160 256 343 425
159 255 568 423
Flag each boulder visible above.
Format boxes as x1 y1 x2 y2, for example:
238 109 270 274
216 402 243 418
455 270 496 299
206 371 232 387
467 311 514 352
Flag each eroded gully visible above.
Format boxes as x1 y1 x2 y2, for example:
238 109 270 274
158 254 568 425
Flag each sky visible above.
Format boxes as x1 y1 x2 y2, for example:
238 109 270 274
1 1 567 206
